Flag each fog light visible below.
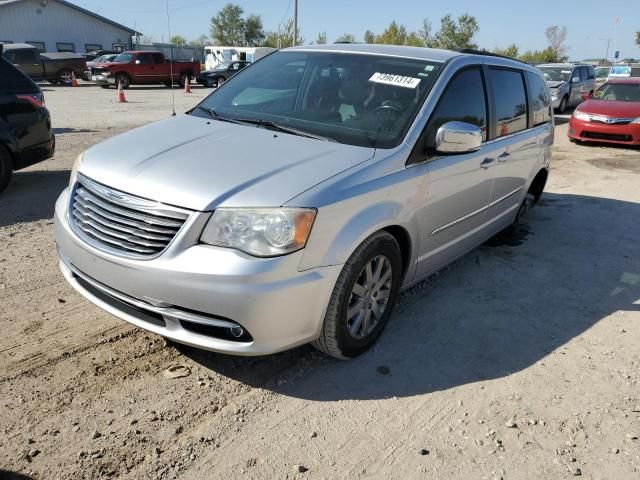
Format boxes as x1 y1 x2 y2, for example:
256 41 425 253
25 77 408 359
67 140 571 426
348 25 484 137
230 326 244 338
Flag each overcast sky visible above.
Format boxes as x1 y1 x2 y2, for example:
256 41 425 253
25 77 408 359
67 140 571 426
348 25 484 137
73 0 640 60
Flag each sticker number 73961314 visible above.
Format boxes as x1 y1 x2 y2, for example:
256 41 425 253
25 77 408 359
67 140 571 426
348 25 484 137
369 72 421 89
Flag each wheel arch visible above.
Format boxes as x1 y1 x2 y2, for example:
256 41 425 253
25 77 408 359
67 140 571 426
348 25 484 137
528 168 548 203
300 201 418 283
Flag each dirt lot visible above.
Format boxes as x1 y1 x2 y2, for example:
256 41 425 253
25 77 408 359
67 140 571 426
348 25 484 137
1 83 639 480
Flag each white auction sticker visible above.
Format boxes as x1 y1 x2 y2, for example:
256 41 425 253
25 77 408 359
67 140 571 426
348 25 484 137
369 72 421 89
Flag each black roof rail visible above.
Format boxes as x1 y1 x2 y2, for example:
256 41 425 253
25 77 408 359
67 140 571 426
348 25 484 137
455 48 527 64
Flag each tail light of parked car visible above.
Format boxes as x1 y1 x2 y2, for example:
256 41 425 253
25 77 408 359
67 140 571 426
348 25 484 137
16 92 45 108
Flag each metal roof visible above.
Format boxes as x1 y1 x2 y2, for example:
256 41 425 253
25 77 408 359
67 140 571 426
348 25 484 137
287 43 461 63
0 0 141 35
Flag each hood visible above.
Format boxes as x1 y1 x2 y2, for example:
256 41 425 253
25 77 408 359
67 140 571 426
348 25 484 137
577 99 640 118
546 80 566 89
78 114 375 211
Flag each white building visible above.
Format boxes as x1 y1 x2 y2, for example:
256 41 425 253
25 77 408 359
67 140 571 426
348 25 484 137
0 0 140 53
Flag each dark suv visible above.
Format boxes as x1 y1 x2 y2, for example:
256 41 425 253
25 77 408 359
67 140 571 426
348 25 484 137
0 52 55 193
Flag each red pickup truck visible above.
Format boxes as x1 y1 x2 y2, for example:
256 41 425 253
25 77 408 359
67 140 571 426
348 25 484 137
90 51 200 89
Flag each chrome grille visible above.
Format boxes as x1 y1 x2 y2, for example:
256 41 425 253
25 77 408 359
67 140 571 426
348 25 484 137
70 175 190 257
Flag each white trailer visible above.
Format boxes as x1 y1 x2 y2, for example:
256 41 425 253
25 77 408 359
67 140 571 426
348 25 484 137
204 46 275 71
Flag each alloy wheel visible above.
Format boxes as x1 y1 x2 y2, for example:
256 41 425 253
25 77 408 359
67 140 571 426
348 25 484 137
346 255 393 340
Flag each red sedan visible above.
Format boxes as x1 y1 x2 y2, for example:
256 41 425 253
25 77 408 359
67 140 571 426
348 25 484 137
568 77 640 146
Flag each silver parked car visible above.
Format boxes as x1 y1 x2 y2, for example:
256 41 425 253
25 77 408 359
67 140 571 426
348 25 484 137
55 44 553 359
537 63 596 113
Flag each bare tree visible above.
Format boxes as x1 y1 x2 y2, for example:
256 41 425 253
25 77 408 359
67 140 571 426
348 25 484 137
545 25 569 61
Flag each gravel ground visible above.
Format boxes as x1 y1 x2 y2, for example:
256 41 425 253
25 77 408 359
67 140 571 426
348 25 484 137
0 83 639 480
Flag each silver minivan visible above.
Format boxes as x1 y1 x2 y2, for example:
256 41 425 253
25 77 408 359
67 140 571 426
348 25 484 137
538 63 596 113
55 45 553 359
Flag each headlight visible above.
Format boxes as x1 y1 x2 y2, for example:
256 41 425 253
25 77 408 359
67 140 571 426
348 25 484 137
200 208 316 257
632 117 640 124
573 110 591 121
69 153 84 186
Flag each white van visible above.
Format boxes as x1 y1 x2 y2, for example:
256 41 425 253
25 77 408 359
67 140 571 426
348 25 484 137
204 46 275 71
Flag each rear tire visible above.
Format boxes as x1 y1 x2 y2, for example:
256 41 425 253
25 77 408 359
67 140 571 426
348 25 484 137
57 68 73 86
312 231 402 359
0 145 14 194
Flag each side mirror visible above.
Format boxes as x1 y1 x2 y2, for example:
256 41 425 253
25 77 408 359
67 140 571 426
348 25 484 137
135 59 141 65
581 92 592 101
435 121 482 154
572 76 580 83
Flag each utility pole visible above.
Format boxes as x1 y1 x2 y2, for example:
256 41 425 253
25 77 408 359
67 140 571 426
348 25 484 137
293 0 298 47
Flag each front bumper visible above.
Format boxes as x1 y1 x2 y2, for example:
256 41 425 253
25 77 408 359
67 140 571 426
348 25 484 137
91 74 115 85
54 187 342 355
568 117 640 145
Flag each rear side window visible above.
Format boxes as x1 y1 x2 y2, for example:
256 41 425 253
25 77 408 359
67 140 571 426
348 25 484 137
488 68 527 137
425 67 487 148
587 66 595 79
0 57 39 93
527 71 551 126
152 53 164 64
11 49 38 63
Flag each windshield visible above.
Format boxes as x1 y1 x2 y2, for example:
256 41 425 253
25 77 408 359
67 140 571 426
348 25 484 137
113 53 133 63
192 51 443 148
593 82 640 102
539 67 572 82
595 67 610 79
215 62 231 71
92 55 106 63
609 66 631 77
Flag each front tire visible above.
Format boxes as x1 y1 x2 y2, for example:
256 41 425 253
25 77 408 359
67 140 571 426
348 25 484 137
0 145 14 194
557 95 568 114
115 73 130 89
313 231 402 359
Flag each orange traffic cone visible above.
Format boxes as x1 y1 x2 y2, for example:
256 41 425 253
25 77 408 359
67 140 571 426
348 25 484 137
117 80 127 103
71 71 78 87
184 75 192 94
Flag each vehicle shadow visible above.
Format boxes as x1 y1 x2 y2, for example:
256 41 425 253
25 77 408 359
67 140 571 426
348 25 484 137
181 192 640 401
0 170 69 227
0 470 33 480
52 127 97 135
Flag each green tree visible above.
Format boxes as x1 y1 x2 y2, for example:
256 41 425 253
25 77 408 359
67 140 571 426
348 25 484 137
336 33 356 43
428 14 479 49
545 25 568 61
364 30 375 44
210 3 245 45
315 32 327 45
635 31 639 45
263 19 303 48
244 14 265 46
170 35 187 46
493 43 519 58
374 21 410 45
519 47 558 64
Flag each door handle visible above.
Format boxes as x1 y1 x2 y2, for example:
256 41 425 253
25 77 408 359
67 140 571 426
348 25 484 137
498 152 511 162
480 158 496 169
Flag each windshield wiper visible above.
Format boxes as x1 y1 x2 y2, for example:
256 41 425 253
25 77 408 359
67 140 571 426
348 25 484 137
233 118 336 142
195 106 247 126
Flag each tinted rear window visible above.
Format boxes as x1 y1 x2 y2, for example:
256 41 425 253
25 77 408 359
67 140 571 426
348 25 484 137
0 57 39 94
527 71 551 126
488 68 528 137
